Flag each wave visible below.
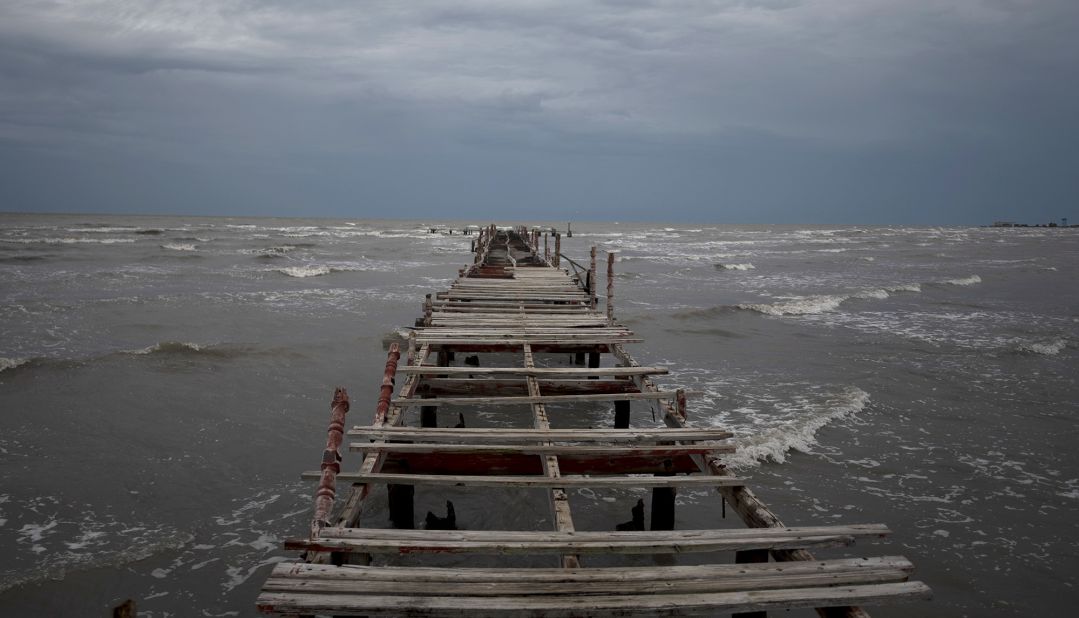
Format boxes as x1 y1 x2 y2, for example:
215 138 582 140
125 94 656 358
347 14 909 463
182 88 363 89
122 341 251 360
276 265 335 278
161 243 197 252
246 245 297 259
714 263 755 271
274 261 381 277
1014 339 1067 356
941 275 981 286
737 284 921 316
0 357 31 373
0 237 135 245
725 387 871 468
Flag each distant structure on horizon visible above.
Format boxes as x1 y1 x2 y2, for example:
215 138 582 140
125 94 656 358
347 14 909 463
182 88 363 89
990 218 1075 228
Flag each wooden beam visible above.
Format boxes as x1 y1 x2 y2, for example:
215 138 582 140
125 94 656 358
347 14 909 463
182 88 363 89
257 583 931 616
396 366 668 377
347 427 734 444
284 523 890 555
392 392 675 407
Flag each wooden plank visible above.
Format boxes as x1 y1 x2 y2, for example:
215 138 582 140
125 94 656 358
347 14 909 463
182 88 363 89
396 366 668 377
347 427 734 443
285 523 890 555
257 582 931 616
417 338 643 346
350 444 734 456
523 342 579 569
420 378 639 396
392 392 675 406
300 471 745 488
262 557 914 596
265 555 914 584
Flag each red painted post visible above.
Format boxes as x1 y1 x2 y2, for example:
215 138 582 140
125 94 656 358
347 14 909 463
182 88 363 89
374 343 402 425
311 387 350 537
676 388 687 420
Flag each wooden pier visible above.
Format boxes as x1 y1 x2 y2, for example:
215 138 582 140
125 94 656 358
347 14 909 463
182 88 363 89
258 226 930 616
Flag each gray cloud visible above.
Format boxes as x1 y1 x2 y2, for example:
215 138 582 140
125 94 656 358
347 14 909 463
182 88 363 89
1 0 1076 223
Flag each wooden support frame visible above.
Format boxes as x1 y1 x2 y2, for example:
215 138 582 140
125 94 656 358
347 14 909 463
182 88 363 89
262 226 928 618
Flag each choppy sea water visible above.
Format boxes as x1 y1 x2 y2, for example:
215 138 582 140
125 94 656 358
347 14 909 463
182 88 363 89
1 213 1076 616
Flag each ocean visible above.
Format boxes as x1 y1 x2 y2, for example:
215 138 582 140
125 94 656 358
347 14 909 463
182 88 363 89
1 213 1076 616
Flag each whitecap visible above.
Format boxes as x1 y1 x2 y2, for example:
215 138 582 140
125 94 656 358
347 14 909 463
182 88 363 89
942 275 981 286
0 357 29 373
0 237 136 245
738 285 921 316
715 263 756 271
161 243 197 252
724 387 871 468
276 265 333 278
126 341 206 355
1015 339 1066 356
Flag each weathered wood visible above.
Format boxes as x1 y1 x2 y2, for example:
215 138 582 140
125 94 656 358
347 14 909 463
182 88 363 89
262 557 914 595
285 523 891 555
258 582 931 616
392 391 676 407
347 427 734 444
396 366 669 377
261 228 926 618
351 444 733 456
419 377 640 396
301 471 748 488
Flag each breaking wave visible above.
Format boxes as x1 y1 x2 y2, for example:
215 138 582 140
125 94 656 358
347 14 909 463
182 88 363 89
0 357 31 373
161 243 197 252
121 341 252 360
1014 339 1067 356
0 237 135 245
276 265 336 278
941 275 981 286
715 263 755 271
725 387 871 468
737 284 922 316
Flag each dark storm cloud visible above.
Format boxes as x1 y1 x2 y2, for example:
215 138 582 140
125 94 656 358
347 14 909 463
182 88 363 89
1 0 1076 223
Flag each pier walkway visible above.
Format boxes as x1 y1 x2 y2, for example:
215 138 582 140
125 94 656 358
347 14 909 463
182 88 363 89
257 226 930 616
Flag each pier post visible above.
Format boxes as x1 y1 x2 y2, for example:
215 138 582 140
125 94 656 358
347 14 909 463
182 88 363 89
589 246 597 310
544 233 549 263
732 549 770 618
606 251 615 325
554 233 561 268
424 294 432 326
651 460 676 531
588 349 600 379
574 352 585 365
614 400 630 429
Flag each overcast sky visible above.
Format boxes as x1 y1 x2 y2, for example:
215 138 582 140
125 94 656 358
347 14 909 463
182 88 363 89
1 1 1076 224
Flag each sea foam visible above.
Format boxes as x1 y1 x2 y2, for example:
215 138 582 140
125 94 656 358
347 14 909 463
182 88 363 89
942 275 982 286
725 387 871 468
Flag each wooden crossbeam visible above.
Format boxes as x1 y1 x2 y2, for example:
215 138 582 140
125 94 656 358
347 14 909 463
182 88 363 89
263 552 919 591
285 524 890 555
258 583 931 616
261 556 914 596
300 471 744 488
347 427 734 443
396 366 668 376
349 444 734 456
391 392 673 407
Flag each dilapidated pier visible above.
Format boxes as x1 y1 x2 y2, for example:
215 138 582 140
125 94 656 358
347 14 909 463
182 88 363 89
257 226 930 616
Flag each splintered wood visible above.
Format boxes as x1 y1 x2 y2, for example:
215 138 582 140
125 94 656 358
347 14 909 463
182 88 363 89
258 225 930 617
